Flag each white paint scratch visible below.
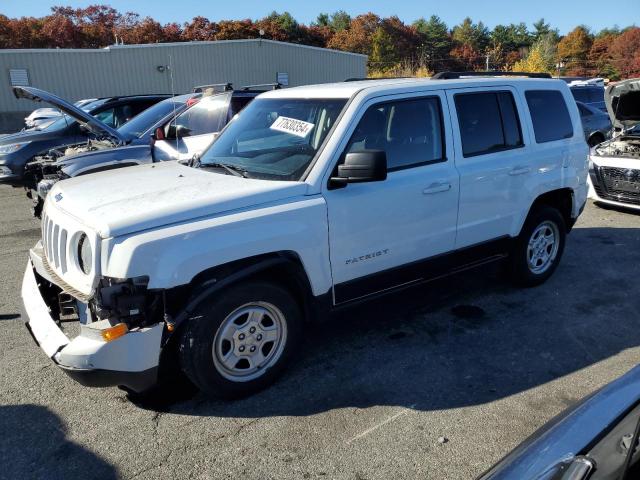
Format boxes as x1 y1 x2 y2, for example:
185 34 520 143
347 404 417 444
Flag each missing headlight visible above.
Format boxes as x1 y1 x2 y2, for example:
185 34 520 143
77 233 92 274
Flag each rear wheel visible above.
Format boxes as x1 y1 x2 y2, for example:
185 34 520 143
179 281 302 399
508 206 566 287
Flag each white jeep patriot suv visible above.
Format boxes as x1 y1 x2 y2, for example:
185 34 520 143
22 73 588 399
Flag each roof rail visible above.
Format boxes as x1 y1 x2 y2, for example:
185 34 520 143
240 83 282 91
192 83 233 93
431 71 552 80
344 77 412 82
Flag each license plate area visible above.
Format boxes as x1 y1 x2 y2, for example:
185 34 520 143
610 179 640 194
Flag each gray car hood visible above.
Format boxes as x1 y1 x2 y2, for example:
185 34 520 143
605 78 640 131
13 86 126 143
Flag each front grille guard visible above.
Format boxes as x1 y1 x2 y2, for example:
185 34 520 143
38 247 91 303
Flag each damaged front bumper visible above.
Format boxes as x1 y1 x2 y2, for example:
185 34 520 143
21 246 163 392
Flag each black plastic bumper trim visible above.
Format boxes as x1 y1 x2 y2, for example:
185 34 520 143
59 365 159 393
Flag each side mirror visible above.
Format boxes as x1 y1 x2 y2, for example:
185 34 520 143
330 150 387 188
166 124 189 139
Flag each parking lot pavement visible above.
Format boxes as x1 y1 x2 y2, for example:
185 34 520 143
2 184 640 480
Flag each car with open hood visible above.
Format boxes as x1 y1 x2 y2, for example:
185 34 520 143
0 87 168 188
25 92 199 217
26 85 268 217
588 78 640 210
23 98 97 131
21 73 588 400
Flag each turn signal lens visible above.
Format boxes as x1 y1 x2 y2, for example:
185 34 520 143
101 323 129 342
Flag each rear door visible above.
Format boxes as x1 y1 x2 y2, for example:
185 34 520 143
324 91 459 304
154 93 232 161
446 86 532 248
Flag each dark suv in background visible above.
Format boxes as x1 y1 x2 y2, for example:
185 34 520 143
570 85 606 112
0 90 169 186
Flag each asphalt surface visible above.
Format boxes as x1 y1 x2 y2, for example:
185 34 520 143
1 184 640 480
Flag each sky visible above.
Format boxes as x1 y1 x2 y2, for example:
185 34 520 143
1 0 638 34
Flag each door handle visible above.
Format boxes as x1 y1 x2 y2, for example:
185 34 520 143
509 166 531 176
423 182 451 194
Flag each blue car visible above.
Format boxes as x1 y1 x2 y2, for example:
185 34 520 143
0 88 169 187
29 85 266 217
576 101 612 147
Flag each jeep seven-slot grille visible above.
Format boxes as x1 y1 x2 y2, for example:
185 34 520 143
594 166 640 206
41 213 69 274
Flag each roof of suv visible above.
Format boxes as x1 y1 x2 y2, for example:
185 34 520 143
260 77 566 100
91 94 171 107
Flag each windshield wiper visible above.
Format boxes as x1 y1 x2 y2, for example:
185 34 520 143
202 162 249 178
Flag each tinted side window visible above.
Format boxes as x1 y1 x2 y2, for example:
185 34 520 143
93 108 115 127
571 88 589 103
588 88 604 104
345 97 445 171
454 91 523 157
525 90 574 143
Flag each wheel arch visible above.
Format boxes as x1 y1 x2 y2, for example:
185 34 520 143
169 251 321 332
523 188 575 234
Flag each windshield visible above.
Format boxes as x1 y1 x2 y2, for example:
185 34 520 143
118 100 184 139
199 98 347 181
41 99 106 132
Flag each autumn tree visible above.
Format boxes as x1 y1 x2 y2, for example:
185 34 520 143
182 16 217 41
589 34 617 78
557 26 593 76
162 23 183 42
0 15 13 48
215 20 257 40
328 13 380 56
513 41 555 74
609 27 640 78
41 13 79 48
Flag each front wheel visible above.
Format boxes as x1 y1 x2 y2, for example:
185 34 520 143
508 206 566 287
178 281 302 399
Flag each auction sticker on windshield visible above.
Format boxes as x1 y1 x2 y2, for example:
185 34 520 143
270 116 314 138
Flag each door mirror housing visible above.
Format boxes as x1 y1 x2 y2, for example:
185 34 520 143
330 150 387 187
166 124 189 139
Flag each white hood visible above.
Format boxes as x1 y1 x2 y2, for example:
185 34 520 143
47 162 308 238
605 78 640 131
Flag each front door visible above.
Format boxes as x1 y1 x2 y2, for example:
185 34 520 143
323 92 459 304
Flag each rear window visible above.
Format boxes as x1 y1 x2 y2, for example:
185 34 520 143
454 91 523 157
525 90 574 143
571 88 589 103
571 87 604 104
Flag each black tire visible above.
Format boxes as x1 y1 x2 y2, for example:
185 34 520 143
178 281 302 400
508 206 566 287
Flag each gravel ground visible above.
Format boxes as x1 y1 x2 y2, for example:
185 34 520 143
1 184 640 480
